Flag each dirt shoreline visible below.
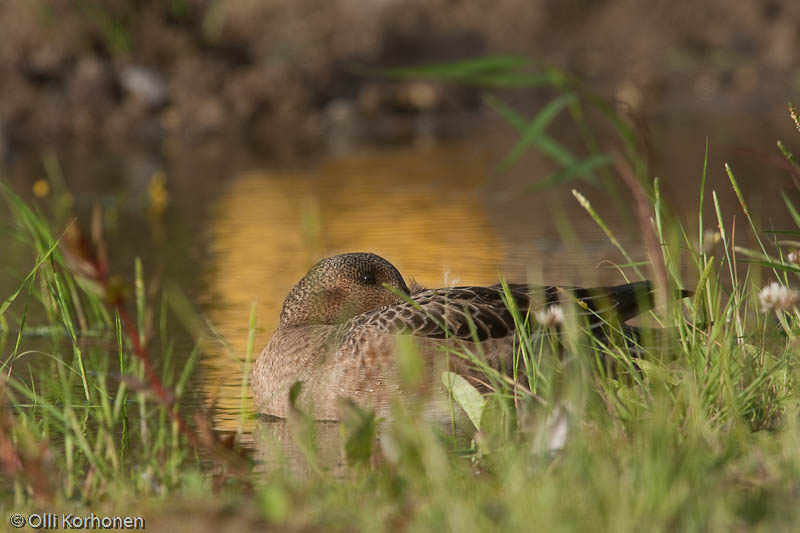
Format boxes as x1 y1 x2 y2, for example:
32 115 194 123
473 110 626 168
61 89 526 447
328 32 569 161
1 1 798 163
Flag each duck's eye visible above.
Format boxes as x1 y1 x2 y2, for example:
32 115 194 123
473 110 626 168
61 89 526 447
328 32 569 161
359 271 377 285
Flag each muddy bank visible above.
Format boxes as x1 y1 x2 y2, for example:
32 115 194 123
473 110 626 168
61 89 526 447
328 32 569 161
1 0 798 162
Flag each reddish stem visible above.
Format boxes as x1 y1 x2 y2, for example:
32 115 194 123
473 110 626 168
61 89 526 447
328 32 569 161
78 234 245 470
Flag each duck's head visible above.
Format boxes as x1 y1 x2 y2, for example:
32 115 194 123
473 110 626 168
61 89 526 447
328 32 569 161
278 252 411 327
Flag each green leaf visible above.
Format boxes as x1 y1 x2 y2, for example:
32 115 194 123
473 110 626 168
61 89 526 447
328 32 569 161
531 153 612 190
498 92 578 172
533 134 581 168
459 72 552 87
485 95 581 169
361 55 532 81
289 381 303 407
258 484 291 523
442 371 486 431
762 229 800 236
0 237 62 316
484 94 529 131
636 360 680 386
479 394 512 439
340 400 378 465
781 191 800 229
396 335 424 387
752 261 800 274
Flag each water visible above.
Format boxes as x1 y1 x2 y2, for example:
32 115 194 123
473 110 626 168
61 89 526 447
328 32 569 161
2 111 799 444
197 141 644 435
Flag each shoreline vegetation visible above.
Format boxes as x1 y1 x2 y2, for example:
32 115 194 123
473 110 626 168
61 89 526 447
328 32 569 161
2 59 800 530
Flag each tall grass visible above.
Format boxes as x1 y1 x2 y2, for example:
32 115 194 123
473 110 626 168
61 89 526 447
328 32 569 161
1 62 800 531
0 181 247 506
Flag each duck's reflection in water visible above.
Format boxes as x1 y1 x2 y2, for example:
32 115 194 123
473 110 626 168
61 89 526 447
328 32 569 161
251 415 346 475
218 364 455 476
250 402 478 477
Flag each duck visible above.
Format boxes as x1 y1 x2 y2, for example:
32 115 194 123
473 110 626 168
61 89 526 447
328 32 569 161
252 252 688 420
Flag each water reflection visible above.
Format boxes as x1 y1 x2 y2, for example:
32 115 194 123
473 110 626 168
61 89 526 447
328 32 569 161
202 144 509 432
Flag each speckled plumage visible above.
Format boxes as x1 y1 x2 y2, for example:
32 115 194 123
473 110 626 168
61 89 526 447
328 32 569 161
252 252 667 420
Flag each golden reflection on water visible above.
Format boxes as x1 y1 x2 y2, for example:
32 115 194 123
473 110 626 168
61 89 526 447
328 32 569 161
201 144 512 433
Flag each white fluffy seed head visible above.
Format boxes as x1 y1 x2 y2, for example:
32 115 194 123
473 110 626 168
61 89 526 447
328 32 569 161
535 305 564 327
758 282 799 313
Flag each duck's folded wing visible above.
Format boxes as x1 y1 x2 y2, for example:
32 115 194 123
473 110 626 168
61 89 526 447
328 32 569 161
349 281 676 342
350 286 525 341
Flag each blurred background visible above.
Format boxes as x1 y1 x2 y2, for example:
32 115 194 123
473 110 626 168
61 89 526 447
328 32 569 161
1 0 799 431
1 1 798 155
